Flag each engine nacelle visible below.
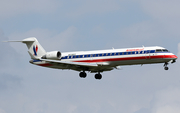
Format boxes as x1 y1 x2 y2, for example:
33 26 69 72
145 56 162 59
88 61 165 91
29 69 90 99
41 51 61 60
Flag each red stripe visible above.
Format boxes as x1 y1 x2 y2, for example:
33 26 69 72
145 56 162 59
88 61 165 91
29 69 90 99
73 55 177 63
36 45 38 52
37 63 53 67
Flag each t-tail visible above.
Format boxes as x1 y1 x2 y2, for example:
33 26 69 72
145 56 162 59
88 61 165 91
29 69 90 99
5 37 46 59
5 37 61 60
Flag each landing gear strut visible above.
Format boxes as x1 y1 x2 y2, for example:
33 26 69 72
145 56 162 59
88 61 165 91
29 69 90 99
95 72 102 80
79 71 87 78
164 62 169 70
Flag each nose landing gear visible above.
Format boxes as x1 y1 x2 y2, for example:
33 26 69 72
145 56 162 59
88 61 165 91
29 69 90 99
164 62 169 70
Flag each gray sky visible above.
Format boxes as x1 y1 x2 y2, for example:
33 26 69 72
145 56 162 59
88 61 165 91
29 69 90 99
0 0 180 113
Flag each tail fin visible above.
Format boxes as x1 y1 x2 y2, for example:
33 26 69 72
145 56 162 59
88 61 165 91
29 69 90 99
5 37 46 59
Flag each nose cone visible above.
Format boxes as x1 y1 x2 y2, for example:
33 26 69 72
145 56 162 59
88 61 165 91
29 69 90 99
174 55 178 59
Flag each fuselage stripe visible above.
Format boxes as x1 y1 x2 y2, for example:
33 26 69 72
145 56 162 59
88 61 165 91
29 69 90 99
61 50 170 60
72 55 177 63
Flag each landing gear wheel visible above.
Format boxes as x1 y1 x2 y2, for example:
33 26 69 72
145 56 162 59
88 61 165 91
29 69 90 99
79 72 87 78
164 62 168 67
164 62 169 70
164 67 169 70
95 74 102 80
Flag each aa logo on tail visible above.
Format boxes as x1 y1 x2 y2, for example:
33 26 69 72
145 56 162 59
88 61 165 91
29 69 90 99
33 45 38 56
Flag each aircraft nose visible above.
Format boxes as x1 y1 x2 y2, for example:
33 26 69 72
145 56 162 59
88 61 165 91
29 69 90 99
174 55 178 59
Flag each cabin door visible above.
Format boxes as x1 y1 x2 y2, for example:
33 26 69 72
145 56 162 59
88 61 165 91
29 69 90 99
90 54 93 61
145 50 151 59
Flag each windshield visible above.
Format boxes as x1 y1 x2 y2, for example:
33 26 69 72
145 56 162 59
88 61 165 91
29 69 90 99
156 49 162 52
162 49 169 52
156 49 169 53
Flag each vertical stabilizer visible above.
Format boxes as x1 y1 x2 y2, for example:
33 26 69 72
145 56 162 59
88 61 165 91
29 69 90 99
21 37 46 59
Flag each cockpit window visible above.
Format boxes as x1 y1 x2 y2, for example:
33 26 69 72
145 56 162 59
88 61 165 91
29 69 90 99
156 49 162 52
162 49 169 52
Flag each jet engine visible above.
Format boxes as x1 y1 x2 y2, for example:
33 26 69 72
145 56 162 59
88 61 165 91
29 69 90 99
41 51 61 60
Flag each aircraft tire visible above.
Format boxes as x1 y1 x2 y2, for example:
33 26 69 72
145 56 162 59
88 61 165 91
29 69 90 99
164 67 169 70
79 72 87 78
95 74 102 80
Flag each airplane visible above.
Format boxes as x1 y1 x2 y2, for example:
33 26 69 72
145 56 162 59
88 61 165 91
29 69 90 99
6 37 178 80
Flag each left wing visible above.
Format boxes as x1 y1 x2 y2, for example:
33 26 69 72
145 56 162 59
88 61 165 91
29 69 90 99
40 59 114 72
40 59 98 67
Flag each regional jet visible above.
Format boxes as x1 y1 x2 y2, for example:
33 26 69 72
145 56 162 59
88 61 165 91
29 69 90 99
6 37 178 80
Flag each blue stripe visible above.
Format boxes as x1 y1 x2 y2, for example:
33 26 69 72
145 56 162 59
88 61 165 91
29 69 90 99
61 50 169 60
33 46 37 56
33 59 41 62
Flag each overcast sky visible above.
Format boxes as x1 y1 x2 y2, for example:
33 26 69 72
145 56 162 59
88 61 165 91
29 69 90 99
1 0 180 113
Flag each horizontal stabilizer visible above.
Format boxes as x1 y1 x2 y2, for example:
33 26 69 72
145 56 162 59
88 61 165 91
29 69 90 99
3 40 23 42
3 37 36 43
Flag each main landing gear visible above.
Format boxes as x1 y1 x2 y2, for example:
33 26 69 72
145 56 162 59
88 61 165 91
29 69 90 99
95 72 102 80
164 62 169 70
79 71 102 80
79 71 87 78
